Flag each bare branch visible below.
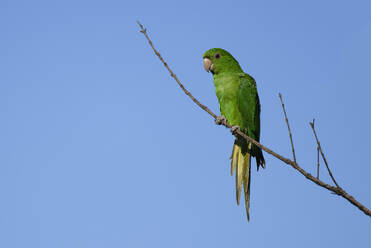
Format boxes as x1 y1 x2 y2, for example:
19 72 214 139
136 21 217 120
310 120 340 188
317 146 320 179
137 21 371 218
279 93 297 164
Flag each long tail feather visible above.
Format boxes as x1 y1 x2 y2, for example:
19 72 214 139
243 153 251 221
236 150 243 205
231 145 238 176
231 143 252 220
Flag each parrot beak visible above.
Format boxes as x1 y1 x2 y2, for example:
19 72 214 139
203 58 213 73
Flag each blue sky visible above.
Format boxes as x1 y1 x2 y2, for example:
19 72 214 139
1 0 371 247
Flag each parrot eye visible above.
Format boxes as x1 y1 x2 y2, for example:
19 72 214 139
214 53 221 59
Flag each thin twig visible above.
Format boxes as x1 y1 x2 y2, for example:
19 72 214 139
137 21 371 218
136 21 217 120
317 146 320 179
279 93 297 164
310 120 340 188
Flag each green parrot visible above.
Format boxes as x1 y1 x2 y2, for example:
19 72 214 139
203 48 265 221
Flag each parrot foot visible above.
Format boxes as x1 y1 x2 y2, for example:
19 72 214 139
231 125 241 135
215 115 227 125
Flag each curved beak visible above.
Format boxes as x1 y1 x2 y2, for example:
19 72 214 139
203 58 213 72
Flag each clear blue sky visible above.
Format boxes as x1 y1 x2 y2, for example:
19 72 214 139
1 0 371 247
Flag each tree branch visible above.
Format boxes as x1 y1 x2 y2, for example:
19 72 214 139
136 21 217 120
317 146 320 179
279 93 297 164
310 120 340 188
137 21 371 218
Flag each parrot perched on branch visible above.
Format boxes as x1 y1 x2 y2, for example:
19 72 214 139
203 48 265 221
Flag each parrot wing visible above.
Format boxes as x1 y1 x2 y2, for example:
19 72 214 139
237 73 265 170
237 73 261 141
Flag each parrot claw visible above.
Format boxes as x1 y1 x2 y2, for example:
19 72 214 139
231 125 241 135
215 115 227 125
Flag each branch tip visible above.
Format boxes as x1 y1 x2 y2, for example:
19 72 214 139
279 93 297 164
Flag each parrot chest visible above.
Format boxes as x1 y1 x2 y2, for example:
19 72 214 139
213 73 241 125
214 74 239 99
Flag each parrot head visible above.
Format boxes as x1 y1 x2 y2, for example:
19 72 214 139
203 48 242 74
